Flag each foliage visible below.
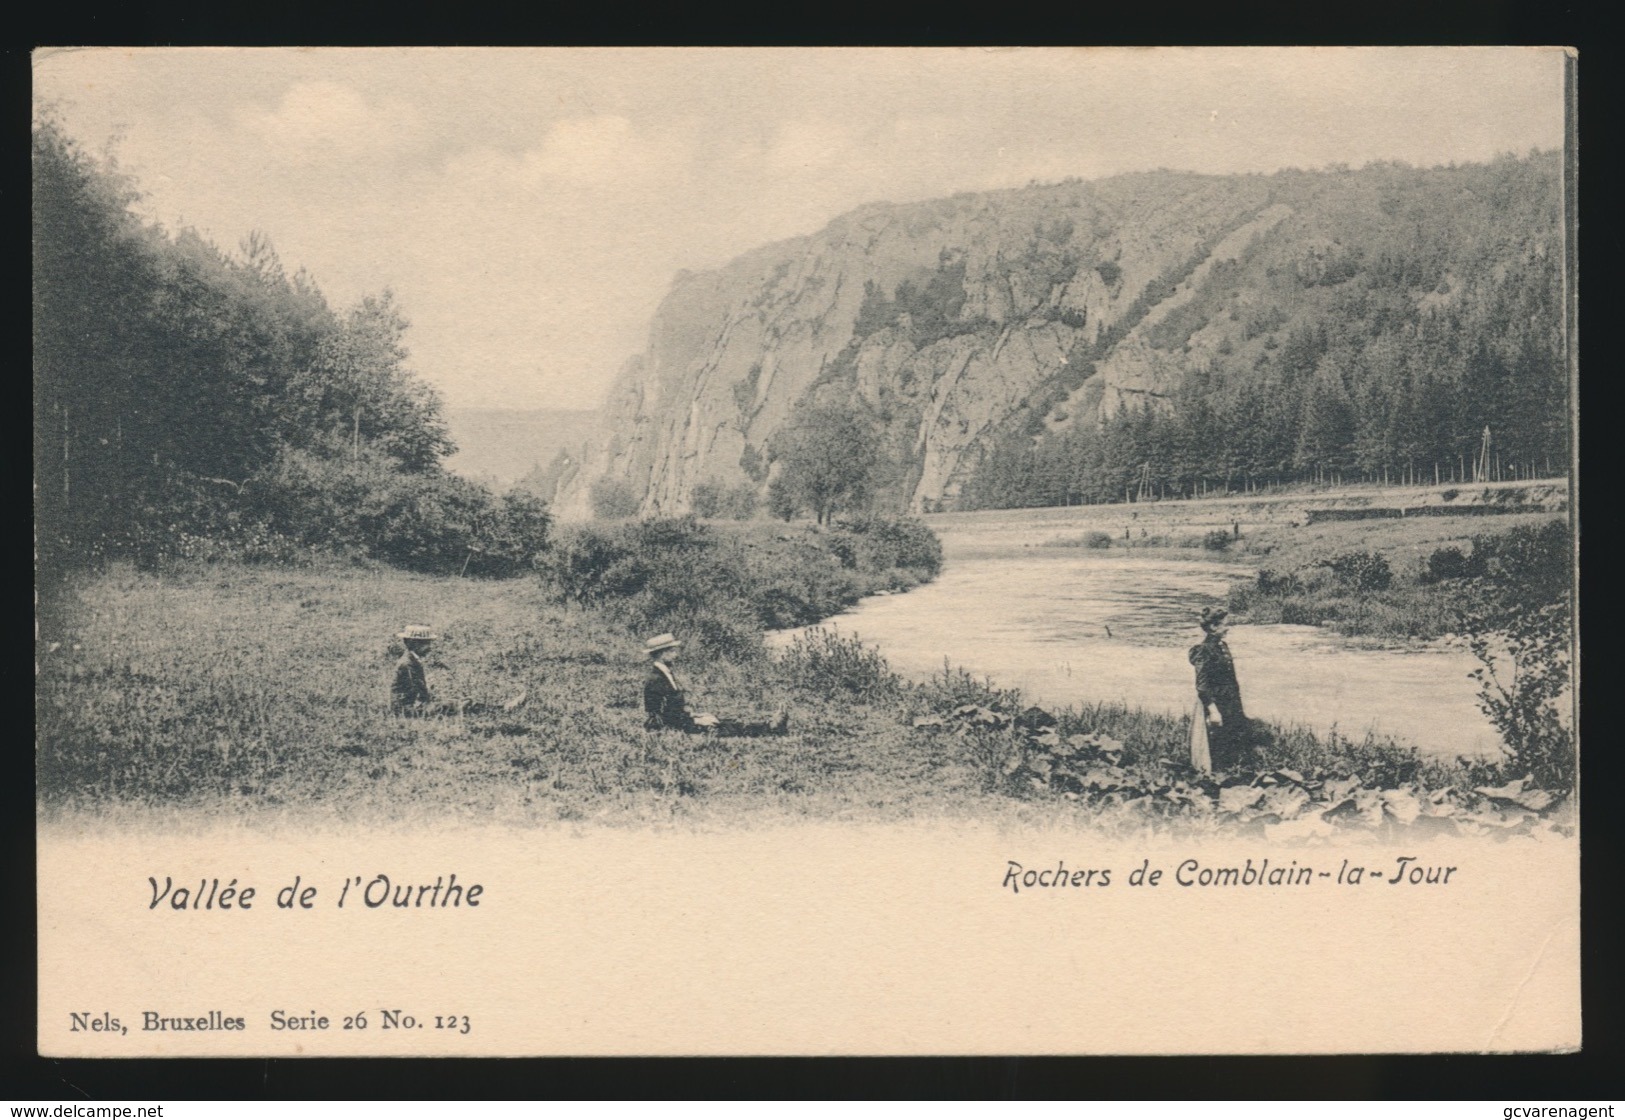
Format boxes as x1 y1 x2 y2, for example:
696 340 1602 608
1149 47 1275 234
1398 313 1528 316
1458 520 1574 791
1325 550 1393 592
958 153 1567 511
774 628 903 705
1422 546 1477 583
690 479 759 521
690 480 726 519
232 449 551 575
1202 529 1232 552
824 514 944 578
588 477 642 519
33 115 533 578
768 405 882 525
539 516 940 659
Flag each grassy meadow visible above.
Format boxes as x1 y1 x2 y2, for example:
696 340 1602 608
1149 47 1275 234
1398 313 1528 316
37 524 1568 837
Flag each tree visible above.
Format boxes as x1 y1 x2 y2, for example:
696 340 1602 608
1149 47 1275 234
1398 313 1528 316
1460 521 1574 792
283 291 453 473
589 477 641 519
690 479 725 518
32 115 517 576
770 406 881 525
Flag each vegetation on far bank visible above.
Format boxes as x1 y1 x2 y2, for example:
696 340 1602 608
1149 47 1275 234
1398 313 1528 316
1036 501 1574 793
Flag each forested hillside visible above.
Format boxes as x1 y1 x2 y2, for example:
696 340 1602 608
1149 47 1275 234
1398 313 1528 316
960 155 1567 508
557 152 1566 518
33 119 549 577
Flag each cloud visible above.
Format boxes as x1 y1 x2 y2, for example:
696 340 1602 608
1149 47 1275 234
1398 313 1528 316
239 81 422 162
441 115 691 193
763 118 854 176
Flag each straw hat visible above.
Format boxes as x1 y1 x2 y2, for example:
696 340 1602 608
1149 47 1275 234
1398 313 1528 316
643 633 683 656
397 625 439 642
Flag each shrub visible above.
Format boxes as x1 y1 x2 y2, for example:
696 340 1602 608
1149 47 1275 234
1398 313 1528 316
589 477 641 519
538 516 944 658
1326 550 1393 592
464 490 553 578
827 515 944 579
1255 568 1302 596
690 480 725 519
1422 546 1477 584
1202 529 1232 552
1460 518 1574 791
1083 530 1114 550
722 483 758 520
233 449 547 576
775 628 902 704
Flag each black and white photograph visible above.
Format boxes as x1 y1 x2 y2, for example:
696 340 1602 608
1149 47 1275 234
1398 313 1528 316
33 47 1578 1056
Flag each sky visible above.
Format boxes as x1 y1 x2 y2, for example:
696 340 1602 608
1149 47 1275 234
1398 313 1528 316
33 47 1567 412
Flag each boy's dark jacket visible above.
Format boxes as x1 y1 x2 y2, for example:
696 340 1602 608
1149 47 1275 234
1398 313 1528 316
643 663 697 732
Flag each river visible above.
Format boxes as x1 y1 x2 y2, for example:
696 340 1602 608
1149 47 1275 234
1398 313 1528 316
772 513 1502 760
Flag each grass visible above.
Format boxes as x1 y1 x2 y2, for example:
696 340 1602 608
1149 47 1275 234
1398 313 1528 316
37 557 1557 837
1225 513 1566 641
36 561 997 826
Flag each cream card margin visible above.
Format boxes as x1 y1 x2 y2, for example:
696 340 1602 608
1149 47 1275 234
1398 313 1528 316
34 44 1581 1059
39 824 1579 1056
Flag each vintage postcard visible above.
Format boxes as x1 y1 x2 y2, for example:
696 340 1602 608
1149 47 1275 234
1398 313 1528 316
34 47 1578 1056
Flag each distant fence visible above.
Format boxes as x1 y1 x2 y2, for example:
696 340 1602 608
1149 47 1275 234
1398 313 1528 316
1304 504 1543 524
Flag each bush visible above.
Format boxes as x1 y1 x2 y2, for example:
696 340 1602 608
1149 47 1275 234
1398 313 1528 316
827 515 944 579
722 483 758 520
1083 530 1114 550
1326 550 1393 592
539 517 944 658
1202 529 1232 552
1422 546 1477 583
690 480 725 519
1460 518 1574 791
230 449 548 576
589 477 641 519
1255 568 1302 596
1471 520 1570 604
775 628 902 704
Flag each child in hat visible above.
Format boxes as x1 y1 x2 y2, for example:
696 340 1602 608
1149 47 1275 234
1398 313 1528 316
642 633 788 737
392 625 438 715
391 625 526 717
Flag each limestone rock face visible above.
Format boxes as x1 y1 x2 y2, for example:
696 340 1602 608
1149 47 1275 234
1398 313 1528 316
556 172 1278 518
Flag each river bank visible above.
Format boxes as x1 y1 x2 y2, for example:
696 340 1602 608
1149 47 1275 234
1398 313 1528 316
776 491 1568 760
37 503 1571 832
31 554 1531 834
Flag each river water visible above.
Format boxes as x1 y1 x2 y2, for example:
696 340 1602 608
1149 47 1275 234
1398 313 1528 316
772 523 1502 760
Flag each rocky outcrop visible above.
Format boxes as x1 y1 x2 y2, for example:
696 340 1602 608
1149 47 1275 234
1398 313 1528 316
550 172 1326 516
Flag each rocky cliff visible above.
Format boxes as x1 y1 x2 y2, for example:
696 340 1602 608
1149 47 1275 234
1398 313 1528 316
555 156 1561 518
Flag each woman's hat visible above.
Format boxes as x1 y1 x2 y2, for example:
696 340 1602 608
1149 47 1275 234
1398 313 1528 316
643 633 683 656
397 625 439 642
1199 607 1229 630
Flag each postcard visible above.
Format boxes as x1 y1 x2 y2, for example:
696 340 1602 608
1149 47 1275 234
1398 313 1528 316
34 46 1578 1056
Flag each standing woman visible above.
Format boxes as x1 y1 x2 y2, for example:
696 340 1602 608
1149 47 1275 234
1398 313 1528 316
1188 607 1252 772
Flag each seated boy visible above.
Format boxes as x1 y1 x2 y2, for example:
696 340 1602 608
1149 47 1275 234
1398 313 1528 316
642 632 787 737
